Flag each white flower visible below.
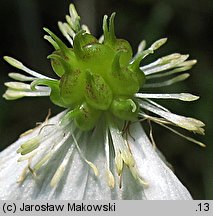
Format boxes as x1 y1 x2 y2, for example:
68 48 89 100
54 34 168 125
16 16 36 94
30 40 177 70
0 111 192 200
0 4 205 200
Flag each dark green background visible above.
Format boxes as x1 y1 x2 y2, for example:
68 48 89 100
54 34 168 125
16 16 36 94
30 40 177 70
0 0 212 199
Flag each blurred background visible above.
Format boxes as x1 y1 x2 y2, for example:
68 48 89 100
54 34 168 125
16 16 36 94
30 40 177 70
0 0 212 199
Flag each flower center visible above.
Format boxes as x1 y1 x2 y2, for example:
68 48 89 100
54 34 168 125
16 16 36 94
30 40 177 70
46 14 145 130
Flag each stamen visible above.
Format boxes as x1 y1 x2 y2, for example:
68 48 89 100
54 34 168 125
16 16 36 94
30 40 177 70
115 153 123 176
50 145 74 187
137 40 146 53
139 111 172 125
104 127 115 188
106 170 115 189
82 24 91 34
148 119 156 148
141 53 182 70
129 166 148 186
67 4 81 32
17 150 38 162
146 60 196 79
155 121 206 147
3 89 51 100
58 22 73 45
17 137 40 155
17 166 28 184
8 73 36 82
4 56 54 80
44 35 59 50
141 111 205 147
142 54 189 75
135 93 199 101
109 125 135 167
144 73 190 88
33 131 71 171
131 38 167 64
71 132 99 176
143 99 170 112
139 100 205 134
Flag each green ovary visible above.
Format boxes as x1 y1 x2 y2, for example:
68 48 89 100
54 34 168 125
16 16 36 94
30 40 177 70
48 15 145 131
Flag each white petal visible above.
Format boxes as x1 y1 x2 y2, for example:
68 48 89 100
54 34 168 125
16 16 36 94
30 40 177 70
127 122 192 200
0 112 192 200
81 123 145 200
0 112 72 199
81 125 116 200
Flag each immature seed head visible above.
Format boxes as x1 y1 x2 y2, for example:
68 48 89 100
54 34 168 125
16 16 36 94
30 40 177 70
44 14 145 130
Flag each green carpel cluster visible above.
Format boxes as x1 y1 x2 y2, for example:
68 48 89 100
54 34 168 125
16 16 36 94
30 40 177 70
41 14 145 130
